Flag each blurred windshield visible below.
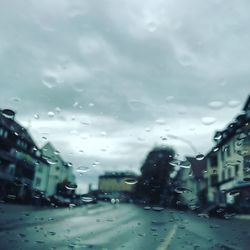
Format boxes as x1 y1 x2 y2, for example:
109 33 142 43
0 0 250 249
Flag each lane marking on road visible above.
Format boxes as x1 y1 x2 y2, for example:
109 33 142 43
156 224 177 250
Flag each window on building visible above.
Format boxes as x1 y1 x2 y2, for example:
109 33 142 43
221 150 225 161
35 177 41 187
38 165 43 173
235 165 239 176
226 144 231 157
210 154 218 166
228 168 232 179
222 170 225 181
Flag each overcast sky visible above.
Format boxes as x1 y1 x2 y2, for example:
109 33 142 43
0 0 249 192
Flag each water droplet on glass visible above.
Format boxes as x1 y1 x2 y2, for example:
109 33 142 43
179 160 191 169
81 196 94 203
152 206 164 212
228 100 240 108
196 154 205 161
11 97 21 102
65 184 77 190
198 213 209 219
42 74 59 89
34 114 40 120
155 119 166 125
228 190 240 197
76 166 90 174
55 107 61 113
177 53 194 67
73 82 84 92
124 178 138 185
48 111 55 118
213 147 219 152
174 187 191 194
208 101 224 110
201 117 216 126
146 21 157 32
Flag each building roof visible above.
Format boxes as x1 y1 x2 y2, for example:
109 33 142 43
99 171 138 179
207 95 250 156
0 109 36 146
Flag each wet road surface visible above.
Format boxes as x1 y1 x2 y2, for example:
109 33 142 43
0 202 250 250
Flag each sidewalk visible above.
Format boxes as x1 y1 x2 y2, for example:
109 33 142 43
234 214 250 220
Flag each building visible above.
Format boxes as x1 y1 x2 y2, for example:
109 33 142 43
206 95 250 212
41 142 76 197
177 157 207 209
98 171 138 193
0 109 48 202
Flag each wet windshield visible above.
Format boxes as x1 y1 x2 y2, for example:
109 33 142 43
0 0 250 249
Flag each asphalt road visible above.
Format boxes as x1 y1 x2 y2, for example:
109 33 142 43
0 202 250 250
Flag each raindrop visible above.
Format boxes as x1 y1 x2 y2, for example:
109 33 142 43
88 103 95 107
179 160 191 169
36 241 45 244
111 198 116 204
1 109 15 119
100 131 107 136
53 150 60 155
128 100 145 111
177 53 194 67
201 117 216 126
48 111 55 118
34 114 40 120
11 97 21 102
155 119 166 125
214 133 222 141
124 178 138 185
73 102 79 108
73 82 84 92
228 100 240 108
228 190 240 197
69 203 76 209
81 196 94 203
146 21 157 32
152 206 164 212
18 233 26 238
143 206 151 210
208 101 224 110
65 184 77 190
42 74 59 89
213 147 219 152
76 166 90 174
174 187 191 194
198 213 209 218
55 107 61 113
43 156 58 165
237 133 247 140
196 154 205 161
42 136 47 141
169 160 179 168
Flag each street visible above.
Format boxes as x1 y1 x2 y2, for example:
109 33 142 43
0 203 250 250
